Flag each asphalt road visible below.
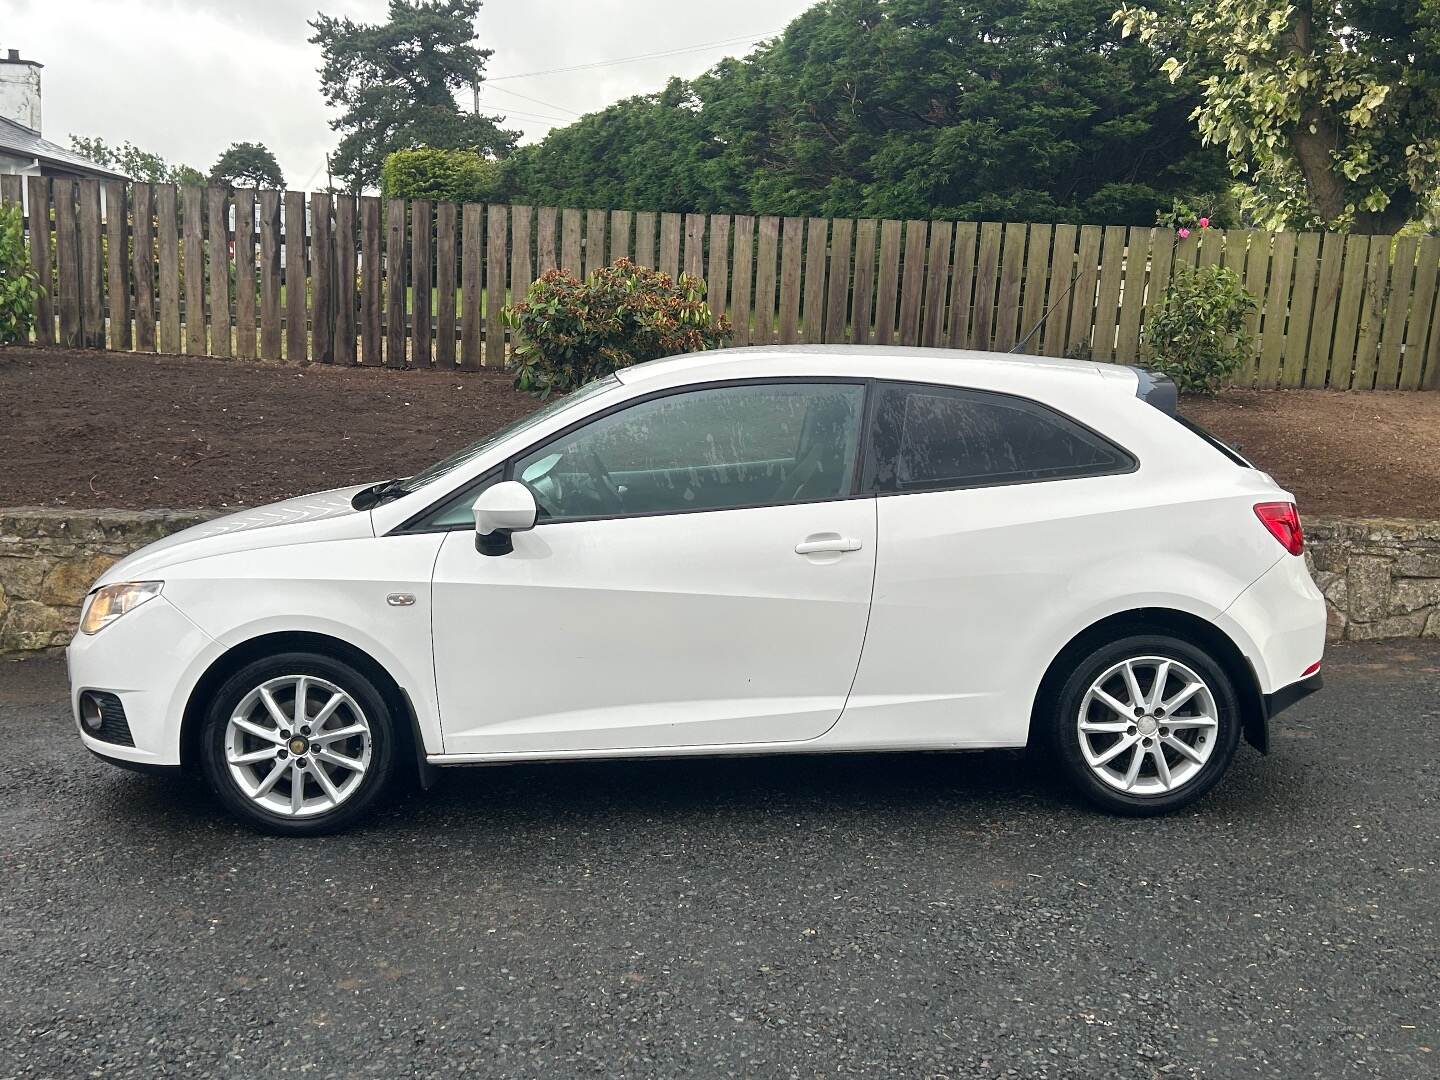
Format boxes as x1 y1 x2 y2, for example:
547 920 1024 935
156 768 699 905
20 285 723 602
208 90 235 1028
1 641 1436 1079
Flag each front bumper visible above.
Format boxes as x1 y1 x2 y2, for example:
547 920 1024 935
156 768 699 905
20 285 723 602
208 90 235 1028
67 593 218 768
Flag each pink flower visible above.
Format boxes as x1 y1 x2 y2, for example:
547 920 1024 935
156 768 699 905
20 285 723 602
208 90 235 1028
1178 227 1191 238
1198 216 1210 229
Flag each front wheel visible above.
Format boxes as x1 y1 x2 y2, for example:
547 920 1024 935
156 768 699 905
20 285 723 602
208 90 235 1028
1048 634 1241 816
199 652 397 835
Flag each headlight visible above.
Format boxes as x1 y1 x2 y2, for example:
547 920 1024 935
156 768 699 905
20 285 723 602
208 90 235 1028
79 581 163 635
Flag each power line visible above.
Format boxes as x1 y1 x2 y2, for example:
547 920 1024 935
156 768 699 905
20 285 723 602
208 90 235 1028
486 30 780 82
482 83 581 116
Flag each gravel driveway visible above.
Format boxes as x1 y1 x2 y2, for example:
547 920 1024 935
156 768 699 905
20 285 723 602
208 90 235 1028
1 640 1436 1078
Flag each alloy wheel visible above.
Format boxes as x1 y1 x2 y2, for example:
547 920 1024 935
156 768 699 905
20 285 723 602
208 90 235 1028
223 675 372 818
1076 655 1218 795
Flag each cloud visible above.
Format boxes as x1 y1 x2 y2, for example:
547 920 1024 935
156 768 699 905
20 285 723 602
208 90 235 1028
1 0 805 188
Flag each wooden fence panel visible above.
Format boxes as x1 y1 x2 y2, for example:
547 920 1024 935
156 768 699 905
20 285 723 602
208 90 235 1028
1066 225 1103 358
1090 226 1126 361
1139 230 1173 363
233 190 257 359
358 196 381 365
1256 233 1294 387
127 182 154 353
659 213 681 278
1173 229 1200 270
1114 227 1149 364
207 187 231 358
0 175 17 206
536 207 558 274
873 220 903 345
561 208 582 274
1375 236 1417 390
683 213 706 280
409 198 432 367
802 218 828 344
486 205 508 367
334 194 356 366
921 220 951 347
1197 229 1223 269
706 214 730 318
825 217 853 344
1401 237 1440 390
461 203 483 370
182 186 206 355
852 219 878 345
1351 237 1389 390
897 220 927 346
753 216 780 344
970 222 1002 349
1240 233 1270 382
103 182 130 350
633 211 656 270
1302 232 1344 388
777 217 804 345
947 221 978 348
511 204 534 314
1018 223 1052 355
729 215 754 346
25 176 54 346
78 180 104 349
310 192 334 364
1279 233 1319 387
286 190 308 362
53 179 81 348
434 202 457 369
384 197 406 367
155 185 180 354
258 190 282 361
1328 235 1371 389
610 209 631 263
992 222 1027 351
587 207 608 277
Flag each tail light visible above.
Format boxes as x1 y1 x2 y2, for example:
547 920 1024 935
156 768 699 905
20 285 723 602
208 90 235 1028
1254 502 1304 555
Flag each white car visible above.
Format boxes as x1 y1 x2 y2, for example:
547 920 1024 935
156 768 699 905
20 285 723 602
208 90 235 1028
69 347 1326 833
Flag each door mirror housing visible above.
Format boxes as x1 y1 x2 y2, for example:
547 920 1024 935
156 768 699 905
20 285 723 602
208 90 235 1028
473 481 538 556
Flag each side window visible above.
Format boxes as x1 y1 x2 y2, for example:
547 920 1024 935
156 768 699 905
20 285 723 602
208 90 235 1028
412 468 502 530
512 382 865 522
862 382 1133 493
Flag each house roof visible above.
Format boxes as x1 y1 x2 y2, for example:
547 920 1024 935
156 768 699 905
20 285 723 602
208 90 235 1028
0 116 128 180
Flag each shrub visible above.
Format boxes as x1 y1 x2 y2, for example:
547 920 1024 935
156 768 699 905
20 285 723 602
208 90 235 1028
380 148 503 205
1144 265 1257 394
504 258 732 395
0 203 40 345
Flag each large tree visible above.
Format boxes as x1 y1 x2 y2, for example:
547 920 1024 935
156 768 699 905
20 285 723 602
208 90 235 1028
505 0 1226 224
310 0 519 191
1115 0 1440 232
209 142 285 190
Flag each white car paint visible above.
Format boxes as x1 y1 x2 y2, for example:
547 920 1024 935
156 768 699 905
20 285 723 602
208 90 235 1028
69 346 1325 779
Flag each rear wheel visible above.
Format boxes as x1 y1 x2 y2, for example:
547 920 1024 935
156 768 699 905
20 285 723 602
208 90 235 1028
199 652 397 835
1048 634 1241 816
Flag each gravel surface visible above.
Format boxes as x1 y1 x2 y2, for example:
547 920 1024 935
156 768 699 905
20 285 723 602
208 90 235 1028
1 640 1436 1078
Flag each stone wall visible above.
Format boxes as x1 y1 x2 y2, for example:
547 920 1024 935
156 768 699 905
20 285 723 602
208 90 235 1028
0 508 216 652
1306 518 1440 642
1 508 1437 654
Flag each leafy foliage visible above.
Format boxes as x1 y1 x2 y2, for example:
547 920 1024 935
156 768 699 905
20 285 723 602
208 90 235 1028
0 204 40 345
1144 265 1257 393
1115 1 1440 233
310 0 519 192
209 142 285 189
380 147 503 203
503 0 1226 224
67 136 204 186
504 259 732 396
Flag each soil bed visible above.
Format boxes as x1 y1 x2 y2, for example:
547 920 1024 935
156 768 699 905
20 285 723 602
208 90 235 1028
2 346 1436 517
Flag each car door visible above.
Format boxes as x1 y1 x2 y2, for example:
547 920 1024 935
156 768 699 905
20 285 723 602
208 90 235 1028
430 379 876 756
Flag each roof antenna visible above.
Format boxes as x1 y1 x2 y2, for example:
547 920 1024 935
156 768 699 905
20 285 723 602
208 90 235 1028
1010 266 1093 355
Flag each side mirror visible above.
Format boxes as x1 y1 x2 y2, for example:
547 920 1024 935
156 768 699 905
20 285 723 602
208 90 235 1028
473 481 538 556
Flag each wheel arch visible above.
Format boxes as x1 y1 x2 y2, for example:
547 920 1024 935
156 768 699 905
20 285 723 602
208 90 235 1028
1030 607 1267 754
179 630 435 785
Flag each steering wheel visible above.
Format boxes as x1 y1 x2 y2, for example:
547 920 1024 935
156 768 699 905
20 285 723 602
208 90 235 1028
583 450 625 512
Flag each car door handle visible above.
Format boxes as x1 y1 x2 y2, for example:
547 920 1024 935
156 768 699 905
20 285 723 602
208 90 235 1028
795 534 864 555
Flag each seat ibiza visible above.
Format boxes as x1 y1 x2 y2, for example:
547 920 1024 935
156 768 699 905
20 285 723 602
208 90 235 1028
69 347 1325 833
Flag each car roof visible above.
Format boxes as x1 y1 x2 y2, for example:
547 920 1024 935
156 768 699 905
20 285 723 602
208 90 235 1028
614 345 1139 398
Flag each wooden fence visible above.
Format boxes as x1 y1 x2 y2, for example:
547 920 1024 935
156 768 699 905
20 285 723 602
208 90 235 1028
3 175 1438 390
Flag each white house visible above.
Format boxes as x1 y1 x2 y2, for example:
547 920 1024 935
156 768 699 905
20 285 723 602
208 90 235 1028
0 50 127 181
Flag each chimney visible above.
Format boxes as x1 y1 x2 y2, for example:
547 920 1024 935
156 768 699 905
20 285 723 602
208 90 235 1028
0 50 43 133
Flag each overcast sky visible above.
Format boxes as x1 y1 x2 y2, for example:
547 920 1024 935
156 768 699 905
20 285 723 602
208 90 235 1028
0 0 813 188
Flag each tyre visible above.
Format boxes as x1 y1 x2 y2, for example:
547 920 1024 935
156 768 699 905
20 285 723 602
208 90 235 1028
199 651 397 835
1047 633 1241 816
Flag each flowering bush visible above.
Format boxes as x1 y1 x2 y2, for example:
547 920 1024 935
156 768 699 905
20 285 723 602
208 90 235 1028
504 258 732 395
0 203 40 345
1144 265 1257 394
